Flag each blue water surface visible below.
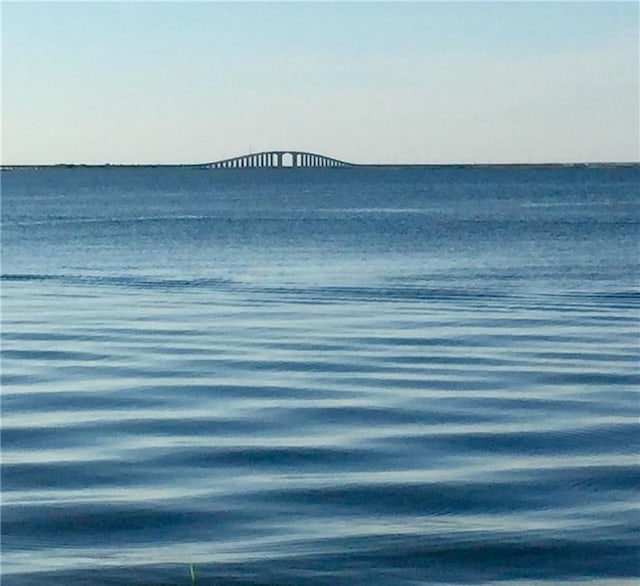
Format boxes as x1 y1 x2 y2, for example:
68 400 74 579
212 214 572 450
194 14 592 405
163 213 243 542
2 165 639 585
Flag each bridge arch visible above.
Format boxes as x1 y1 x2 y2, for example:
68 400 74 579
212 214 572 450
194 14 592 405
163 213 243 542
282 152 294 168
203 150 354 169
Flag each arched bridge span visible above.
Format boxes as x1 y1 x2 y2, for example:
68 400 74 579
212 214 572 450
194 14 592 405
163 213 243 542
203 151 354 169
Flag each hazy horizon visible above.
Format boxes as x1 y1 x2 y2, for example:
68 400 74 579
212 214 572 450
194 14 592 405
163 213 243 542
3 1 639 166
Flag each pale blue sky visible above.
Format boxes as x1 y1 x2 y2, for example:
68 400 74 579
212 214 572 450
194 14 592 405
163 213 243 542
2 1 638 164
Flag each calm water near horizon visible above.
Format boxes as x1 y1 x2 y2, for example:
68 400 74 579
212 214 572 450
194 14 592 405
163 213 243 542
2 165 639 585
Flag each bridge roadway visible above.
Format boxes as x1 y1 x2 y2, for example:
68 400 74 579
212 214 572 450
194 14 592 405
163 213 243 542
203 150 353 169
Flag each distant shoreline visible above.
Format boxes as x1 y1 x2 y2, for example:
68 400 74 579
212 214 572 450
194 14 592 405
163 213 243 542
2 162 639 171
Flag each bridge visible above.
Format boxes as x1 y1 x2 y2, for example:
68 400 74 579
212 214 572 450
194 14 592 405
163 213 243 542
202 150 354 169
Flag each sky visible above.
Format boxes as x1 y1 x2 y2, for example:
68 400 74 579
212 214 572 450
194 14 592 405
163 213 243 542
2 1 639 165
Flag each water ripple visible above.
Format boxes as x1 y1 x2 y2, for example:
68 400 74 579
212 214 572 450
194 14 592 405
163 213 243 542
2 166 638 585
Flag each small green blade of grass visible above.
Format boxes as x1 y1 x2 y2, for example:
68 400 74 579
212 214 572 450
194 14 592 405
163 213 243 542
189 563 196 585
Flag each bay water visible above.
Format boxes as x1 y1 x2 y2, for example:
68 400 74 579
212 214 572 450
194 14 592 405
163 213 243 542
2 165 638 585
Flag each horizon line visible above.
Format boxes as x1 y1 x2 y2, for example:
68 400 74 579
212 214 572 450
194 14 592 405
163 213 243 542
2 161 639 170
